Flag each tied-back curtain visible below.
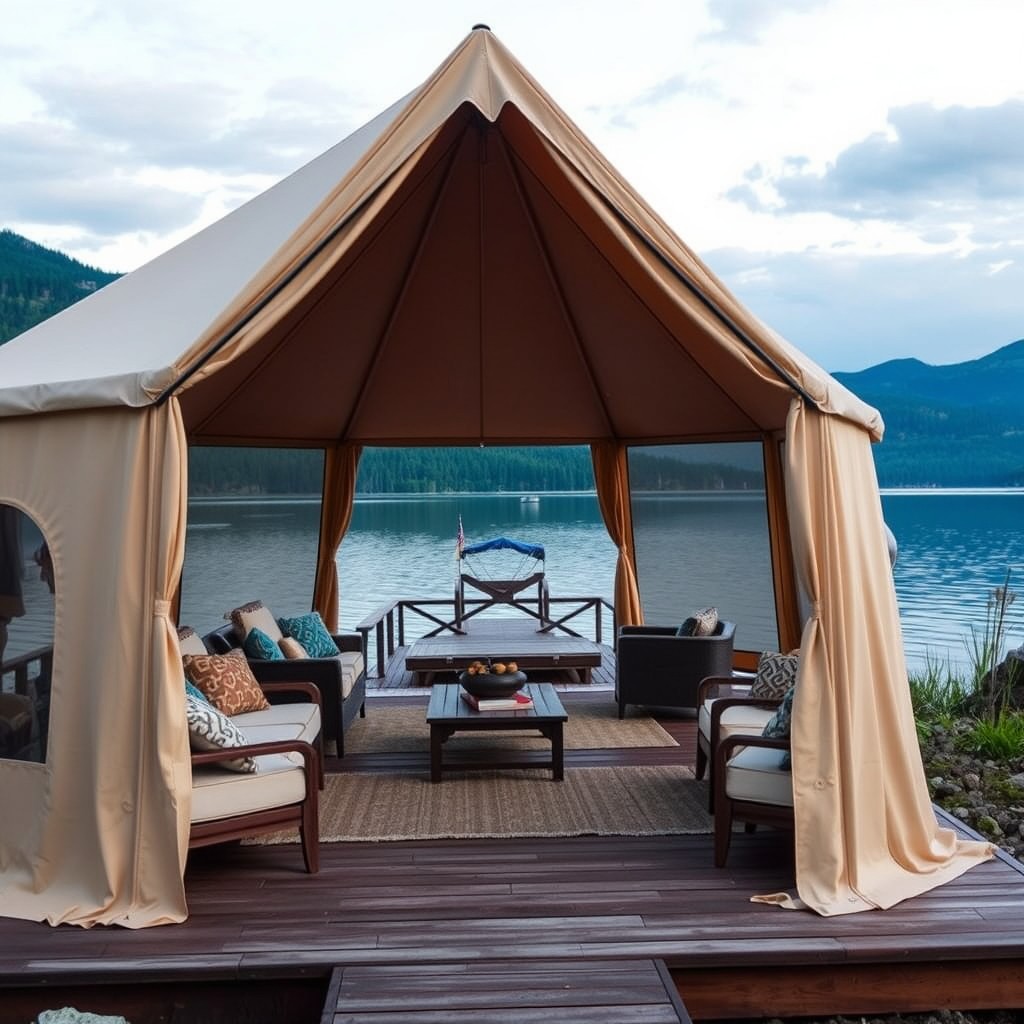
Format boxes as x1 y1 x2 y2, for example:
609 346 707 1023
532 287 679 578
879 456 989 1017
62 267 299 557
590 441 642 629
782 399 992 916
313 443 363 632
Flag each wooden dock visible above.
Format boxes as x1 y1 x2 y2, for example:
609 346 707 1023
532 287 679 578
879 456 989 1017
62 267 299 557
3 695 1024 1021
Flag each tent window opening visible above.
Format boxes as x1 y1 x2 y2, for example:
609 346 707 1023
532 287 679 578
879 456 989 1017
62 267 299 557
178 447 326 633
627 442 780 653
0 505 54 764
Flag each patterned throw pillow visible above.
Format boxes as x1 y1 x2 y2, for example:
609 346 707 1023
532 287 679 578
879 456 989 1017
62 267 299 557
676 616 699 637
229 600 284 643
185 693 257 773
750 650 799 699
243 626 285 661
182 649 271 715
762 685 795 740
176 625 209 657
691 607 719 637
277 612 340 658
279 636 309 659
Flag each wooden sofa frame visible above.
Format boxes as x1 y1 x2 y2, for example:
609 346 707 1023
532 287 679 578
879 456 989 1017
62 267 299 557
188 680 324 873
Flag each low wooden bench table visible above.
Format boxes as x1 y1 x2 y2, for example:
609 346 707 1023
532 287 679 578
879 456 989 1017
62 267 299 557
425 682 568 782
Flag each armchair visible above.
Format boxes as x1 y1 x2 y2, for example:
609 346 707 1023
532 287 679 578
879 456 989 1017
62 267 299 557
713 732 793 867
696 675 782 810
615 620 735 718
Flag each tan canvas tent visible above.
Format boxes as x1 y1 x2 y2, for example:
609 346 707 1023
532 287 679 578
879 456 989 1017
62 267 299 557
0 27 991 927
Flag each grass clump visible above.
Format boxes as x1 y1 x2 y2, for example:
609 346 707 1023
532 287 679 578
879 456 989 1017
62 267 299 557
957 711 1024 761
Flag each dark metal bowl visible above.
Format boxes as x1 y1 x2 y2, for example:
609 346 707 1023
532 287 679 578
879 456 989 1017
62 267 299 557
458 670 527 699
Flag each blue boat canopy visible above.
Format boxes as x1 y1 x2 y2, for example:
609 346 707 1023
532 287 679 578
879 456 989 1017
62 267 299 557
461 537 545 560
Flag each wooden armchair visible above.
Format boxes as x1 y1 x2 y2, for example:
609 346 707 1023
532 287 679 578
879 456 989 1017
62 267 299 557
713 732 794 867
615 621 735 718
189 736 321 873
696 675 782 810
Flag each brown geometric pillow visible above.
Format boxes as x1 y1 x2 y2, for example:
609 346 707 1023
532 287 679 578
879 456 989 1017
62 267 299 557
750 650 800 700
182 649 270 716
279 636 309 659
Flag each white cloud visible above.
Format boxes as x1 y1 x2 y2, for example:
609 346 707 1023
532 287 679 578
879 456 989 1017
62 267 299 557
1 0 1022 366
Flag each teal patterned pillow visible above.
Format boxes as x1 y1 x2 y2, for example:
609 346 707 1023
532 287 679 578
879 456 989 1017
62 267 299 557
185 679 208 703
277 612 340 658
244 626 284 661
762 685 795 740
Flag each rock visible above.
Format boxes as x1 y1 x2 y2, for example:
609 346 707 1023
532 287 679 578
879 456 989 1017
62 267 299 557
976 814 1003 837
932 780 960 798
1010 773 1024 789
952 806 972 820
962 772 981 790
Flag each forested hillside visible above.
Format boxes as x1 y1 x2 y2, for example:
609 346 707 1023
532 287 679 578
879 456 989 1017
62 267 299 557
834 340 1024 487
0 230 121 343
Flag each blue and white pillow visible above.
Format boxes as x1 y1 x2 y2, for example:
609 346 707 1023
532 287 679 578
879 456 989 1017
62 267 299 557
185 694 257 773
277 612 340 658
243 626 285 661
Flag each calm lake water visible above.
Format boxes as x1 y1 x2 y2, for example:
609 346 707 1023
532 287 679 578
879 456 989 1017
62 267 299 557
175 489 1024 674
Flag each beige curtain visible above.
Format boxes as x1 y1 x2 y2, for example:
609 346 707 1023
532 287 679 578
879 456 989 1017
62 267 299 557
783 399 992 915
313 443 363 632
0 403 191 927
591 441 642 629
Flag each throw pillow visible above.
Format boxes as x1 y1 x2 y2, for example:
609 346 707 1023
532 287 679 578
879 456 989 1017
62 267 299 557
762 685 795 740
176 625 208 657
279 636 309 659
182 649 271 715
185 679 208 704
229 600 284 643
185 693 257 773
244 626 285 661
750 650 800 699
691 607 719 637
277 612 340 658
676 616 699 637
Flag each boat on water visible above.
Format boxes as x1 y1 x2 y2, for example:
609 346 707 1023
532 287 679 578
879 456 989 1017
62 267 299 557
520 495 540 503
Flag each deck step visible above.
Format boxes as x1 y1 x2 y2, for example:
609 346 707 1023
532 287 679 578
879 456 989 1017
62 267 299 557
324 958 692 1023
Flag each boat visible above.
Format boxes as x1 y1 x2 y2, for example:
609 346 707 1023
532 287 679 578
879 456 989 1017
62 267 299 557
520 495 540 503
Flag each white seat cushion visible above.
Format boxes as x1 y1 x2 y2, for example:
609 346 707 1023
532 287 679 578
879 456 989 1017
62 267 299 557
190 751 306 823
338 651 364 698
698 698 773 741
232 702 321 745
724 745 794 807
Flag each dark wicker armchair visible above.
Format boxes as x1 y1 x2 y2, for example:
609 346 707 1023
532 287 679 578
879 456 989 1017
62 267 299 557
204 624 366 757
615 620 735 718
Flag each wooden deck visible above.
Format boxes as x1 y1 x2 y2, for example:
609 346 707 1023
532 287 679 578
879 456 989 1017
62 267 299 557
3 695 1024 1022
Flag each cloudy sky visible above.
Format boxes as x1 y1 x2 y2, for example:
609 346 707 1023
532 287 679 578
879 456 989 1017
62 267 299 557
3 0 1022 371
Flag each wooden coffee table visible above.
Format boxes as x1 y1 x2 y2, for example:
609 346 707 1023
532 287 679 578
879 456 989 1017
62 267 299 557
425 682 568 782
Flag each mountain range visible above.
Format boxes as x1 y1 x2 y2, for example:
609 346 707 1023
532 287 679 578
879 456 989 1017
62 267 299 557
0 229 1021 487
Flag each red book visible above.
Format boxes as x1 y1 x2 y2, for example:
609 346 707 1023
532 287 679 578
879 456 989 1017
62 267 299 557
460 691 534 712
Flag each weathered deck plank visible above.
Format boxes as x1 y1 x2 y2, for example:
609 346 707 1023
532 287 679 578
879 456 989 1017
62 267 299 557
1 700 1023 1021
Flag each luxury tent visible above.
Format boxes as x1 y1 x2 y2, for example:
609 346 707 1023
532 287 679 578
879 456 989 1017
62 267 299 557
0 27 991 927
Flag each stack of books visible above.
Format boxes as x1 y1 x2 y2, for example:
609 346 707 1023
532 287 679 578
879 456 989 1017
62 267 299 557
461 691 534 712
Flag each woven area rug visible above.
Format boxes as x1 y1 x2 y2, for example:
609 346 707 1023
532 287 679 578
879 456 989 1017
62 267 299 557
342 702 678 754
250 766 710 843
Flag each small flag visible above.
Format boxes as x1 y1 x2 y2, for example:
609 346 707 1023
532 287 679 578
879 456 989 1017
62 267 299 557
456 514 465 561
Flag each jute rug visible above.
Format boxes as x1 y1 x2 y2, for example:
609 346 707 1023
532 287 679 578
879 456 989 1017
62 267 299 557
251 766 711 843
342 702 678 754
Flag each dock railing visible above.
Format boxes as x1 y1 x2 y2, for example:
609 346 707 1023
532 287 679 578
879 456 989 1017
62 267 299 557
353 595 614 680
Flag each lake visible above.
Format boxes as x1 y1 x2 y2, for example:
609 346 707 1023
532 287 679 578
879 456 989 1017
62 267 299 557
176 489 1024 675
